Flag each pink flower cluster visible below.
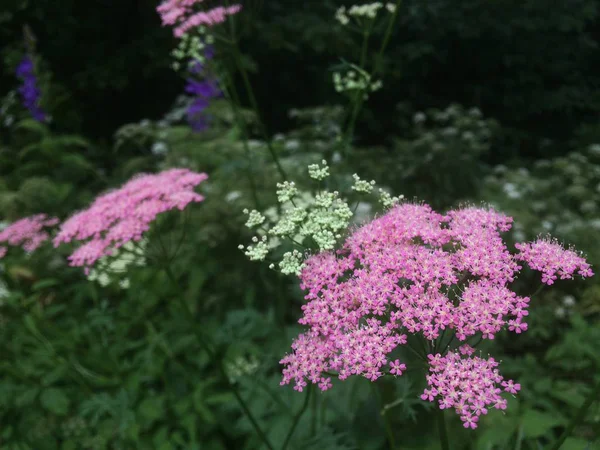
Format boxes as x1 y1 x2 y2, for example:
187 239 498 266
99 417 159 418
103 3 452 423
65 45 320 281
421 345 519 429
0 214 59 258
53 169 208 270
516 238 593 285
280 203 593 424
157 0 242 37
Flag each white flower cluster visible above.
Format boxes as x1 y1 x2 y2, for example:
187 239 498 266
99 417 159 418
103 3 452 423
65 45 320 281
352 173 376 193
226 355 260 383
333 68 382 100
378 188 404 207
308 160 330 180
170 28 214 71
87 241 146 289
240 161 404 276
335 2 396 25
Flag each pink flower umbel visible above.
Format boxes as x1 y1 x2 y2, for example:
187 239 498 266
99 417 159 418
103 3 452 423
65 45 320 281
515 238 594 285
53 168 208 270
421 346 519 429
279 202 593 424
0 214 59 258
157 0 242 37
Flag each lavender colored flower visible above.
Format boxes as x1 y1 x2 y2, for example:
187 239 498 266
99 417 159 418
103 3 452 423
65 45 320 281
15 56 46 122
185 75 221 132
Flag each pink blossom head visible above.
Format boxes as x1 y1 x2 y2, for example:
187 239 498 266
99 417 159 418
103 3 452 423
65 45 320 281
53 168 208 270
515 237 594 285
0 214 59 258
421 348 519 429
280 202 592 423
157 0 242 37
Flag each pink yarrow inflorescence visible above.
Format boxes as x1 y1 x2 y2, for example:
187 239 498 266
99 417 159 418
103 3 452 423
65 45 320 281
0 214 59 258
157 0 242 37
280 203 592 425
53 168 208 270
421 345 519 429
515 238 594 285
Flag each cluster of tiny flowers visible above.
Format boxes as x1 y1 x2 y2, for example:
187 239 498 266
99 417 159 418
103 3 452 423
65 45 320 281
53 169 208 271
171 30 215 71
352 174 376 193
87 240 146 289
15 56 46 122
515 238 593 285
279 202 592 423
241 161 394 275
378 188 403 207
0 214 59 258
333 69 382 99
157 0 241 38
335 3 396 25
421 345 519 429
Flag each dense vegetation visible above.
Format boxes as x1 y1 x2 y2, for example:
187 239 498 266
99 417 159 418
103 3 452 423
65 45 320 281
1 1 599 449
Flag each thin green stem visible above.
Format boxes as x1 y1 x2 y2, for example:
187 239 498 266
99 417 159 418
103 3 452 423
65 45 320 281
530 283 546 299
371 383 396 450
341 0 402 153
163 266 275 450
219 70 261 209
281 385 312 450
406 341 427 362
437 408 450 450
227 13 287 181
549 377 600 450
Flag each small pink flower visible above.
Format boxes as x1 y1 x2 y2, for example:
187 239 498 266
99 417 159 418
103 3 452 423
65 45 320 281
389 359 407 376
157 0 242 37
0 214 59 258
515 238 593 285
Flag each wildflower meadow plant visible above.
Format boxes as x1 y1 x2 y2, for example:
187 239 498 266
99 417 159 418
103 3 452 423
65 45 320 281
53 168 207 271
241 161 594 447
0 214 58 259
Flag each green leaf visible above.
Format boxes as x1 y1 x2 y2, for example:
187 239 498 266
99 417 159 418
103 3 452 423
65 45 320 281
520 409 563 438
138 396 165 427
561 437 592 450
32 279 61 291
40 387 70 415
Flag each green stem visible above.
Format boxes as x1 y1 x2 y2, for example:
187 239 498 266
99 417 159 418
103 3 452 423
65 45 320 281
163 266 275 450
228 14 287 181
219 70 261 209
281 384 312 450
342 0 402 153
437 408 450 450
548 377 600 450
371 383 396 450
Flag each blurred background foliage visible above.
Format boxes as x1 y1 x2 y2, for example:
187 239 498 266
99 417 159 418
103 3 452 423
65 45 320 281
1 0 600 449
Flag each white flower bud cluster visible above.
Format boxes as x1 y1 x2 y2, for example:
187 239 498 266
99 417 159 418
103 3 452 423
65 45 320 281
170 29 214 71
335 3 396 25
378 188 404 208
238 236 269 261
333 69 382 99
243 209 265 228
352 174 376 193
87 241 146 289
276 181 299 202
278 250 305 275
240 161 404 276
226 355 260 383
308 160 330 180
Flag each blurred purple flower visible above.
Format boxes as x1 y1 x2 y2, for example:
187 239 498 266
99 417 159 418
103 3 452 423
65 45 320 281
185 48 220 132
15 56 46 123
